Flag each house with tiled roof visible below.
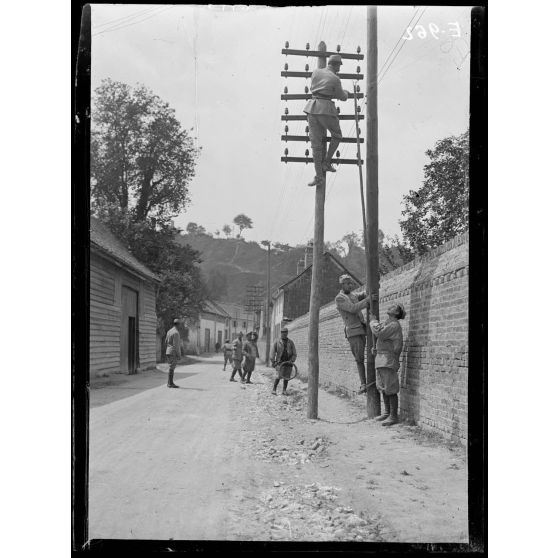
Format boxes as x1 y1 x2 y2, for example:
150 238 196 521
90 217 161 377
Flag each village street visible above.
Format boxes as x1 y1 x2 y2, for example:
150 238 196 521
88 355 468 543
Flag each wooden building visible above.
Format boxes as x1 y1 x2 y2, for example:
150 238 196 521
270 252 362 341
90 217 160 377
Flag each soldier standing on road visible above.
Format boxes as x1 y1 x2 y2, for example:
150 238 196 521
242 331 260 384
222 339 234 371
270 327 297 396
334 274 373 394
229 332 244 382
370 303 406 426
303 54 350 187
165 318 182 389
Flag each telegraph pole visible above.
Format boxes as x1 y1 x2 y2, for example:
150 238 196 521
365 6 381 418
280 40 364 419
306 41 328 419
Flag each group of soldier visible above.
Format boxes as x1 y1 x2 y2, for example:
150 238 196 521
164 272 405 425
222 326 298 396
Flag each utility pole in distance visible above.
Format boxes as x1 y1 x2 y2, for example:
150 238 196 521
261 240 272 366
365 6 381 418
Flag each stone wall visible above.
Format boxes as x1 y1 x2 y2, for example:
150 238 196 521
286 234 469 443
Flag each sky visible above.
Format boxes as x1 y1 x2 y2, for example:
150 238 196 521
91 4 471 246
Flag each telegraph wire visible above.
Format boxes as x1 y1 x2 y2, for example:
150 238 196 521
378 7 428 83
92 5 160 30
92 5 175 37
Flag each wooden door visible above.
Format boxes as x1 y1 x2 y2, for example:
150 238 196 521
204 328 211 353
120 286 138 374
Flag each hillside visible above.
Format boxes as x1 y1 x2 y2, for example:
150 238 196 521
176 233 408 305
175 234 310 304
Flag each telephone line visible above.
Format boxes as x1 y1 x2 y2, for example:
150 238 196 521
92 5 175 37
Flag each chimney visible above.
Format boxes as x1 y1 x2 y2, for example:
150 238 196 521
296 259 305 275
304 241 314 268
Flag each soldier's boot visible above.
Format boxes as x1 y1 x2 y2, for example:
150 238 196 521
322 161 336 173
308 175 324 187
382 394 399 426
272 378 280 395
375 392 391 421
168 370 179 388
356 362 367 393
282 379 289 395
229 369 238 382
246 372 253 384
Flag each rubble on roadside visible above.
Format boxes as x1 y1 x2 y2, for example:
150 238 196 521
253 482 384 541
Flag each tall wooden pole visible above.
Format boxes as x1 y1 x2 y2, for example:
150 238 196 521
366 6 381 418
265 242 271 365
307 41 327 420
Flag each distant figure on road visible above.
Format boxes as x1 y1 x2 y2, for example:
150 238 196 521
215 341 221 353
370 303 406 426
303 54 350 187
229 332 244 382
242 331 260 384
335 274 372 394
270 327 297 396
222 339 234 371
165 318 182 389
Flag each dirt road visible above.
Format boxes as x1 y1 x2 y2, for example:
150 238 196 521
88 355 468 542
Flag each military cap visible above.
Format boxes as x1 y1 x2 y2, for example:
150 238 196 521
173 318 180 324
280 326 289 333
328 54 343 65
339 273 353 284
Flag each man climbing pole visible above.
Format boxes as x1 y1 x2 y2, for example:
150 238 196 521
335 274 375 394
303 54 350 187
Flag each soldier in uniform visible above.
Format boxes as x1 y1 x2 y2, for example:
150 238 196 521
270 327 297 395
334 275 372 393
242 331 260 384
222 339 234 371
303 54 350 187
370 303 406 426
229 332 244 382
165 318 182 388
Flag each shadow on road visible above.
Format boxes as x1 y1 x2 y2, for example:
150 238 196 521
90 369 202 408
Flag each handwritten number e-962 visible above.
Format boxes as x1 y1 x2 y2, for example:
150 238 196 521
403 21 461 40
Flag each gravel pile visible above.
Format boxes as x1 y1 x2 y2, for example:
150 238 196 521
254 482 384 541
253 436 329 465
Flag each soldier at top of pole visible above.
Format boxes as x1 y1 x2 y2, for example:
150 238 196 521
303 54 350 187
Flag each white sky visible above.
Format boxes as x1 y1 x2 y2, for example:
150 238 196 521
91 4 471 246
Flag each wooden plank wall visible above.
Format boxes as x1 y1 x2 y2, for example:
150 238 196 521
90 252 158 377
90 254 121 376
139 281 157 370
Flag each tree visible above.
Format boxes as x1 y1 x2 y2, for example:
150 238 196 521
186 222 207 236
222 224 232 238
272 242 292 253
95 207 207 336
91 79 199 226
399 129 469 255
233 214 253 237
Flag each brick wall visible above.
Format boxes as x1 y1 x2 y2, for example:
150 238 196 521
287 233 469 443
